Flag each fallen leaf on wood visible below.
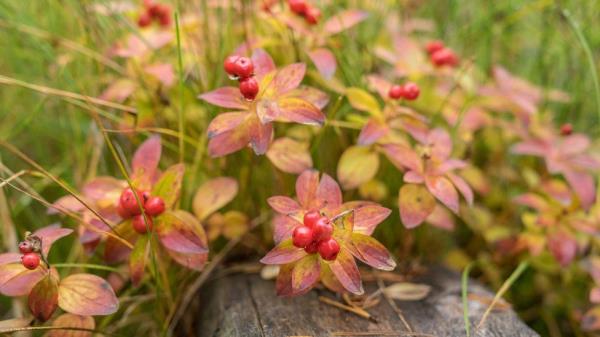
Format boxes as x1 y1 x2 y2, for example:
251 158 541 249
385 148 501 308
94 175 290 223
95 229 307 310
382 282 431 301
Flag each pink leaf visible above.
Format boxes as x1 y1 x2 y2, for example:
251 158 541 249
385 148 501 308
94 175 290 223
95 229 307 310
283 86 329 109
558 134 590 155
167 249 208 271
352 204 391 235
99 79 136 103
33 225 74 258
49 195 85 215
28 271 59 322
48 313 95 337
198 87 247 109
327 249 364 295
58 274 119 316
151 164 185 209
251 48 276 80
317 173 343 212
426 128 452 160
548 232 577 267
266 137 313 174
271 63 306 95
144 63 175 87
267 196 301 214
248 116 273 155
273 215 301 244
308 48 336 79
403 170 424 184
511 140 547 156
435 159 468 175
208 126 251 157
399 184 436 228
347 233 396 270
260 239 306 265
276 97 325 125
447 173 474 206
563 169 596 210
157 211 208 254
426 205 455 230
207 112 247 139
132 135 162 188
276 263 312 297
357 119 388 146
291 254 321 294
381 143 422 172
0 263 45 296
324 9 369 35
0 253 20 265
425 176 460 214
296 170 320 210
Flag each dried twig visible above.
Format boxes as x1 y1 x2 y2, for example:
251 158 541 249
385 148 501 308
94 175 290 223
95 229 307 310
331 331 436 336
318 296 376 323
376 278 413 333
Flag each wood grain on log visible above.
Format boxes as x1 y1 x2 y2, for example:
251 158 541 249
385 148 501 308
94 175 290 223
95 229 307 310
181 266 538 337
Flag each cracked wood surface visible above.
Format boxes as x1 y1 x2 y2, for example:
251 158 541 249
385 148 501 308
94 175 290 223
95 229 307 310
181 266 538 337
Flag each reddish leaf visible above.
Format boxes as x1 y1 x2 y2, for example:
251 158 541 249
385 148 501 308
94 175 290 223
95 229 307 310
28 271 59 322
276 97 325 125
151 163 185 209
558 134 590 155
48 313 95 337
426 128 452 160
167 249 208 271
337 146 379 190
317 173 343 212
399 184 436 228
296 170 320 209
511 140 547 156
426 205 455 230
50 195 86 214
260 239 307 265
267 196 301 214
447 172 474 205
435 159 468 175
0 263 45 296
144 63 175 87
248 116 273 155
320 263 345 293
275 264 294 297
291 254 321 294
82 177 125 202
327 249 363 295
380 143 421 172
425 176 459 214
308 48 336 79
352 204 391 235
103 219 136 264
58 274 119 316
251 48 276 80
208 123 251 157
324 9 369 35
207 112 247 139
132 135 161 189
33 225 74 258
271 63 306 95
99 79 136 103
283 86 329 109
347 233 396 270
157 210 208 254
192 177 238 221
255 99 279 124
403 170 424 184
563 169 596 210
0 253 20 265
273 215 301 244
129 235 149 287
266 137 313 174
548 232 577 267
198 87 247 109
358 119 388 146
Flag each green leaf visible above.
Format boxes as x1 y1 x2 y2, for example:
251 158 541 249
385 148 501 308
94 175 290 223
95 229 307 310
346 87 381 116
291 254 320 294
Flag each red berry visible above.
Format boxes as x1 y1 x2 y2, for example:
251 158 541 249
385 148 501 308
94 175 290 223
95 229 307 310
388 85 404 99
304 240 319 254
312 217 333 241
233 57 254 79
21 253 40 270
157 6 172 27
292 226 314 248
431 48 458 67
288 0 307 15
117 203 131 218
138 12 152 27
18 241 33 254
148 3 161 17
401 82 420 100
223 55 240 77
560 123 573 136
318 238 340 261
239 77 259 100
425 40 444 55
305 6 321 25
145 196 166 216
132 215 153 234
303 210 321 228
119 188 145 216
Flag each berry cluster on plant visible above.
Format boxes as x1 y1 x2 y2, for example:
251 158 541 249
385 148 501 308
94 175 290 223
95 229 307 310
117 187 165 233
223 55 259 100
292 210 340 260
425 40 459 67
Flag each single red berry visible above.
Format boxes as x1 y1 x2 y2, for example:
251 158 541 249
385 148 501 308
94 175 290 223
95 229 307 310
425 40 444 55
292 226 314 248
318 238 340 261
239 77 259 100
233 57 254 79
223 55 240 77
18 241 33 254
132 214 154 234
145 196 166 216
312 217 333 241
560 123 573 136
388 85 404 99
431 48 458 67
119 188 145 216
288 0 307 15
303 210 321 228
304 6 321 25
138 12 152 27
401 82 420 100
304 240 319 254
21 253 40 270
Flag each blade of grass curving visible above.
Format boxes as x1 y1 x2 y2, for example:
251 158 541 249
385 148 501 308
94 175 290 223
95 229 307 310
175 11 185 163
462 262 475 337
52 263 123 273
475 261 528 330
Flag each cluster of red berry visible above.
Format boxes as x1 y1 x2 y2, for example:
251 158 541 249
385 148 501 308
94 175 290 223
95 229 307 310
388 82 420 100
292 210 340 261
18 239 40 270
560 123 573 136
117 187 166 234
223 55 259 101
288 0 321 25
425 40 459 68
137 0 171 28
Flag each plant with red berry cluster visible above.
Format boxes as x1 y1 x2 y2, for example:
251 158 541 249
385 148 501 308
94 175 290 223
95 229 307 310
0 226 118 322
425 40 459 67
261 170 395 296
138 0 171 28
199 49 327 157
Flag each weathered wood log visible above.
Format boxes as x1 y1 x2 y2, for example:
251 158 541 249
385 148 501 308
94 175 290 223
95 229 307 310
182 266 538 337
